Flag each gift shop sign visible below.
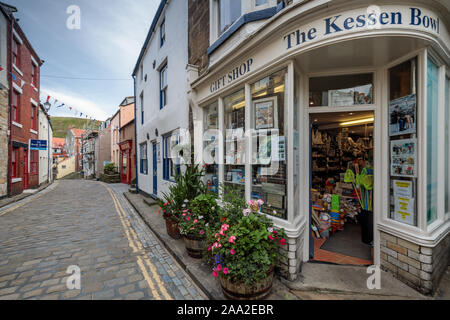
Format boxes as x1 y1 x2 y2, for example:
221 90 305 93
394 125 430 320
283 6 442 50
209 58 254 93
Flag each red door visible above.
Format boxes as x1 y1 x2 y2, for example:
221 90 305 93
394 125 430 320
121 152 127 184
23 149 29 189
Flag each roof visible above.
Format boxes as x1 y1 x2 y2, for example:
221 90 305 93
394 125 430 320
120 96 134 106
52 137 66 147
70 128 87 138
132 0 167 76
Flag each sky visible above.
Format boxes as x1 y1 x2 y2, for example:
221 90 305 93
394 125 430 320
10 0 160 120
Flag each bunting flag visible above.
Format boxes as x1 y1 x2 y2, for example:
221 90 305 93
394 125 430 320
11 73 17 81
46 96 51 103
56 103 65 108
0 64 3 71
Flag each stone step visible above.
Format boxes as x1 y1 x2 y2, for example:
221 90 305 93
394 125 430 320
143 197 158 207
128 188 137 194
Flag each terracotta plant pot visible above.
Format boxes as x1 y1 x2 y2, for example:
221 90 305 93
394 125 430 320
183 234 205 258
219 266 274 300
165 218 181 239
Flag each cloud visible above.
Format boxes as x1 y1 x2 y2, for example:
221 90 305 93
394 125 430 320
42 87 110 121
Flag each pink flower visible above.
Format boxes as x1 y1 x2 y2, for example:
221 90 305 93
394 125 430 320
194 219 198 224
279 238 286 246
242 208 251 216
248 200 255 206
216 264 222 271
212 270 218 278
164 202 168 206
207 246 211 251
221 224 230 231
214 233 219 238
268 235 274 241
219 230 225 236
186 217 190 221
257 199 264 206
190 227 194 231
230 249 235 255
182 213 186 216
218 243 222 248
200 230 205 235
223 268 229 275
228 236 236 244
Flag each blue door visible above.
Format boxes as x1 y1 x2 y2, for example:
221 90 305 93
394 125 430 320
153 143 158 196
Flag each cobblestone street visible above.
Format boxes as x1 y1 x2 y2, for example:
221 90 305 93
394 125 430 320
0 180 206 300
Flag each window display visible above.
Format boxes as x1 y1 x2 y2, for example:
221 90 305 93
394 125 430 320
250 69 288 219
203 102 219 193
388 58 418 226
446 76 450 214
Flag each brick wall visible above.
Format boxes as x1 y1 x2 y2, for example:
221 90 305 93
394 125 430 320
380 231 450 295
188 0 210 75
277 233 303 281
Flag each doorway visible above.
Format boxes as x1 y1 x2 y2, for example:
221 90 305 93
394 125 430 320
309 111 374 265
23 148 29 190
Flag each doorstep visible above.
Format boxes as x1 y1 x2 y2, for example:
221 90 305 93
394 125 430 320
123 191 298 301
282 262 430 300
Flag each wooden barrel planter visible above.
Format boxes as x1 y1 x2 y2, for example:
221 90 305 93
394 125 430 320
183 234 205 258
165 218 181 239
219 266 274 300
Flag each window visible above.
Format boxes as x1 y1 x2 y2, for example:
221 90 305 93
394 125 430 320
224 89 245 197
31 64 37 87
251 69 288 220
13 39 19 67
160 19 166 47
427 57 439 224
31 104 37 131
163 131 180 181
140 64 144 82
30 150 38 174
255 0 268 6
140 143 148 175
218 0 242 36
12 90 19 123
203 102 219 193
309 73 374 107
388 58 418 226
160 63 168 109
140 92 144 125
12 148 18 178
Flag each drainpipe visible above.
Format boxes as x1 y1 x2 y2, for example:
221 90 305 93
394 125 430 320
133 75 138 192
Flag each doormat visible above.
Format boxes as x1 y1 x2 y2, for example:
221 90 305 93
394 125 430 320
320 223 372 260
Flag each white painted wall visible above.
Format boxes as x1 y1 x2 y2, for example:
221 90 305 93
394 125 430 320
135 0 189 197
38 108 52 185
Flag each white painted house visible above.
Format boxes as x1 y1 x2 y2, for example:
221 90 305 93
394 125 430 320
38 104 53 185
133 0 189 198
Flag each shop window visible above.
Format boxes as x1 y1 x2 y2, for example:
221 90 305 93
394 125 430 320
446 76 450 214
203 102 219 194
218 0 241 36
388 58 418 226
250 69 288 220
140 142 148 175
30 150 38 174
163 131 180 181
309 73 373 107
224 89 245 196
12 148 18 178
426 58 439 224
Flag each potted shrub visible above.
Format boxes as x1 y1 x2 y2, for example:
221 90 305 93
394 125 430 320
179 194 218 258
206 198 287 300
157 195 181 239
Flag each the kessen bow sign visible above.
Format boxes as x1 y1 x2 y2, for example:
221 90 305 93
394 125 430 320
30 139 47 151
284 6 441 50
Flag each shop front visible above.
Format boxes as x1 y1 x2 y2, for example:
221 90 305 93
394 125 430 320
189 1 450 294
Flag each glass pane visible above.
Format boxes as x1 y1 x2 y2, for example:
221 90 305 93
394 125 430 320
255 0 268 5
251 69 288 220
309 73 373 107
203 102 219 194
446 76 450 214
224 89 245 196
427 58 438 224
388 58 418 226
219 0 241 35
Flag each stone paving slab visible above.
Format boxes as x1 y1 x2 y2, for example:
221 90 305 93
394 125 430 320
0 180 206 300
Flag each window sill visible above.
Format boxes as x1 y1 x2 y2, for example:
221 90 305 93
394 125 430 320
30 129 38 135
12 178 22 183
13 64 23 77
12 121 22 128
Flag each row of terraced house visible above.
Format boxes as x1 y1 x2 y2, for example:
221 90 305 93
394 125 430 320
0 2 53 198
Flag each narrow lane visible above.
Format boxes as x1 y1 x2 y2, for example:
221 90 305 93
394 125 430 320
0 180 205 300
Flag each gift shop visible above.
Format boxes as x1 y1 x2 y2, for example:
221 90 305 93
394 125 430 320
189 0 450 294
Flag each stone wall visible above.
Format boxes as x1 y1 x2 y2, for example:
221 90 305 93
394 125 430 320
0 89 8 197
277 232 304 281
380 230 450 295
188 0 210 75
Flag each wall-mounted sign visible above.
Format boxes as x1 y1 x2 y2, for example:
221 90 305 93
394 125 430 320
210 58 253 93
30 139 47 151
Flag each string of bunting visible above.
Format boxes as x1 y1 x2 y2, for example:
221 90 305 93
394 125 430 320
6 69 104 129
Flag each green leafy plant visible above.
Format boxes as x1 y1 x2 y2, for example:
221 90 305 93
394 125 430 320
104 163 117 174
205 199 287 285
178 194 218 238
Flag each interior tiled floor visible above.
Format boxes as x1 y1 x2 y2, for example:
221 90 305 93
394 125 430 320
312 236 373 265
